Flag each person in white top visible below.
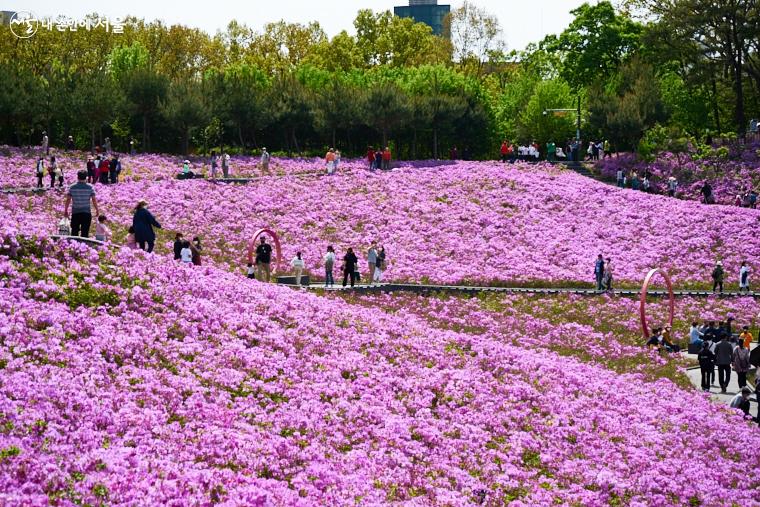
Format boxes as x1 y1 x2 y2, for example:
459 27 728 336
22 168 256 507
260 148 270 172
180 241 193 264
323 246 336 287
290 251 305 286
739 261 750 292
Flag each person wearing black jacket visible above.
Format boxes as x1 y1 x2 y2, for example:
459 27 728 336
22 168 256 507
173 233 184 260
714 335 734 393
342 248 358 287
697 341 715 391
132 200 162 253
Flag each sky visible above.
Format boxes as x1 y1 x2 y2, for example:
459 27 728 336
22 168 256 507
9 1 591 52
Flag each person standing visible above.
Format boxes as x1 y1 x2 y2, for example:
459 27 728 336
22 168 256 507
714 334 734 394
191 237 203 266
180 241 193 264
35 157 45 188
367 242 378 285
500 141 508 163
173 233 184 261
66 135 75 150
700 182 713 204
324 246 336 287
382 147 391 170
374 245 386 283
48 156 57 188
109 154 121 184
546 141 556 162
94 215 112 242
712 261 724 293
86 156 96 184
739 261 750 292
260 148 270 173
374 150 382 171
739 326 754 349
129 138 136 155
98 156 110 184
132 200 162 253
103 137 112 154
290 251 305 286
335 150 341 171
342 248 358 288
367 147 376 171
450 146 458 160
325 148 336 175
255 236 273 282
616 168 624 188
697 341 715 391
603 257 613 291
64 170 98 238
41 131 49 156
732 341 751 389
210 151 218 179
667 177 678 197
221 152 230 178
594 254 605 291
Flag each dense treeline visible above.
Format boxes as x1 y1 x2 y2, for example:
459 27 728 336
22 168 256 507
1 1 759 158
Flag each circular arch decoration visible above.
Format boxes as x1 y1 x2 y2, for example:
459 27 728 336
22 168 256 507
639 268 675 339
246 228 283 272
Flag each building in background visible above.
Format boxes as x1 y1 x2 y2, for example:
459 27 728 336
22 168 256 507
0 11 16 26
394 0 450 37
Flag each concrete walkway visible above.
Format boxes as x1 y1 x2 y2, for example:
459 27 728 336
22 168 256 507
302 282 760 298
683 343 758 412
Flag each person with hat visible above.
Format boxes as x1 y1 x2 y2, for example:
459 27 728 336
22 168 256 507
64 170 99 238
728 387 753 418
711 261 724 293
667 176 678 197
132 199 162 253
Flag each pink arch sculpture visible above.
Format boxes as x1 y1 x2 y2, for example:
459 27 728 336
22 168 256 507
639 268 675 339
246 228 282 272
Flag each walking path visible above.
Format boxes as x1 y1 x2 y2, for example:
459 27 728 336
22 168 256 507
684 343 758 412
303 282 759 298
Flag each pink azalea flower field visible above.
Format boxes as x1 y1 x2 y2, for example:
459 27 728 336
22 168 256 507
1 150 760 505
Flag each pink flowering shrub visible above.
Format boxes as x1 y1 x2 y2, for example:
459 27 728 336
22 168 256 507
3 153 760 288
0 235 759 505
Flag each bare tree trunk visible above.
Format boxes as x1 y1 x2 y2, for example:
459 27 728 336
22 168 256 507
433 128 439 159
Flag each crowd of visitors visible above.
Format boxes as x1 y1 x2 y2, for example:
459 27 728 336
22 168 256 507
366 147 392 171
593 254 614 291
173 233 203 266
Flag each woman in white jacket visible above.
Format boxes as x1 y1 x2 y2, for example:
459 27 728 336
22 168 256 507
291 252 305 286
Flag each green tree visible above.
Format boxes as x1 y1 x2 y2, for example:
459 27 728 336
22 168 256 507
541 1 642 90
160 79 209 155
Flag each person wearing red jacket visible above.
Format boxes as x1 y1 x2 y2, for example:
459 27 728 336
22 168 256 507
98 157 110 184
500 141 508 163
366 147 376 171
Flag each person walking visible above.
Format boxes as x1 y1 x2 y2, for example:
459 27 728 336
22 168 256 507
739 261 750 292
697 339 715 391
260 148 271 173
500 141 508 163
86 156 96 184
35 157 45 188
732 341 751 389
712 261 724 293
714 334 734 393
66 135 75 150
374 245 386 283
367 242 378 285
603 257 613 291
739 326 754 349
324 246 336 287
132 200 162 253
63 170 99 238
290 251 305 286
342 248 358 288
255 236 273 282
191 237 203 266
374 150 382 171
594 254 605 291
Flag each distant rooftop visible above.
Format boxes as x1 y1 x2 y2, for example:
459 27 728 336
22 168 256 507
394 0 450 37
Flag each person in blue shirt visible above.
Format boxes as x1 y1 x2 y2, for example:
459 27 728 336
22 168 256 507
594 255 605 291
